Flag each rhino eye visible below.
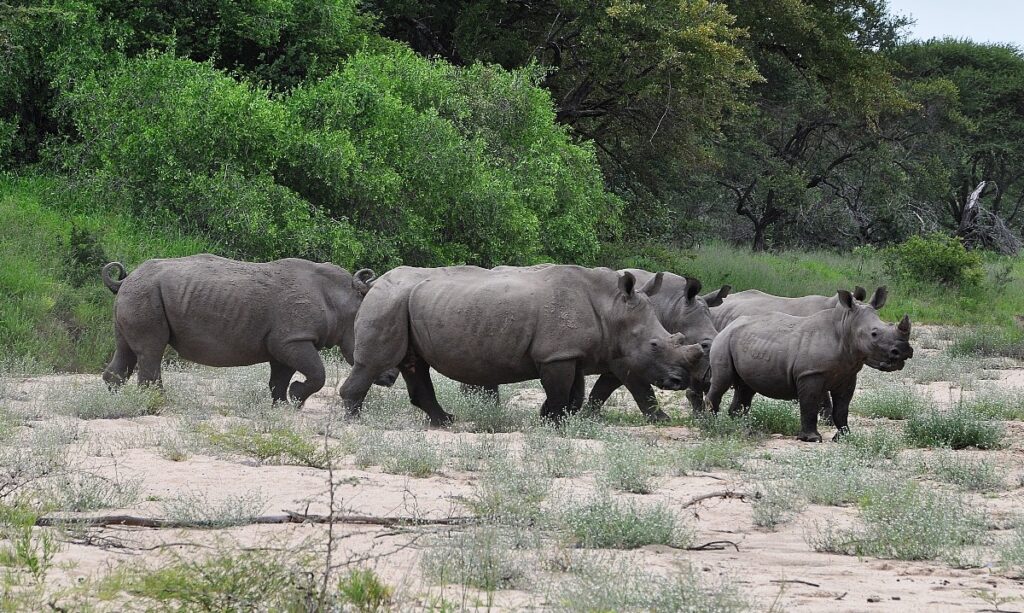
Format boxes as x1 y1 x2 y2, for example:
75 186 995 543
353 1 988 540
871 331 878 338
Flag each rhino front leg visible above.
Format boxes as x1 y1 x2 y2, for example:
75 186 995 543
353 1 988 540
617 372 670 422
538 360 579 420
796 377 826 442
829 381 855 442
268 360 295 403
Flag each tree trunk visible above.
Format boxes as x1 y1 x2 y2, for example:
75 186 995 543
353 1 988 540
752 224 767 252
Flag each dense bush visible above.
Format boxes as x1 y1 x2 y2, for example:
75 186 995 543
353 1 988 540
57 54 362 266
883 233 984 287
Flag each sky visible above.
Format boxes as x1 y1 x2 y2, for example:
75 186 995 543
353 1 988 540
888 0 1024 49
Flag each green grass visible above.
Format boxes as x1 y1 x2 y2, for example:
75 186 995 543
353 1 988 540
947 326 1024 359
599 436 663 494
852 383 929 420
748 399 800 435
559 495 692 549
915 450 1004 492
0 175 211 373
904 408 1005 450
420 526 530 592
960 387 1024 421
336 568 393 612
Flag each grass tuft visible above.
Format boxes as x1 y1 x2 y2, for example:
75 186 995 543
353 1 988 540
915 450 1004 492
336 568 393 612
158 491 268 528
354 430 443 477
420 526 530 592
559 495 692 549
904 408 1004 450
852 383 929 420
599 436 662 494
748 399 800 436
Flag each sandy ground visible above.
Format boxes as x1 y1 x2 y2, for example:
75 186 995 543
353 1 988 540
1 327 1023 611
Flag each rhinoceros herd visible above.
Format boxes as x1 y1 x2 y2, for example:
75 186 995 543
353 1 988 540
100 255 914 443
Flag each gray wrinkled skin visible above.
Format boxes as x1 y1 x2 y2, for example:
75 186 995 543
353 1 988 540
705 287 914 442
586 269 730 421
338 265 707 426
101 254 393 405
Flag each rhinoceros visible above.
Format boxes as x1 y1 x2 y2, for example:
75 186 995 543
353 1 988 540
704 287 913 442
691 285 869 417
101 254 395 405
338 265 707 426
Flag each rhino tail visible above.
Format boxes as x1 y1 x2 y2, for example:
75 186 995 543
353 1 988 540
102 262 127 294
352 268 377 296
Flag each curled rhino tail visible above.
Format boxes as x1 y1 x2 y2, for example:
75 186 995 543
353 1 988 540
352 268 377 296
101 262 127 294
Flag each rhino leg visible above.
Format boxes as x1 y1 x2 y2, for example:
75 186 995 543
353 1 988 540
704 369 733 415
829 382 855 442
818 393 835 425
339 364 378 418
727 382 754 417
615 371 669 422
268 360 295 403
538 360 581 420
586 374 623 413
796 378 825 442
103 333 137 389
401 357 454 427
272 341 325 407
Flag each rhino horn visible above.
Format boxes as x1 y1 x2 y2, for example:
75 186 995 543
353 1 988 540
640 271 664 297
898 314 911 334
869 286 888 310
352 269 377 296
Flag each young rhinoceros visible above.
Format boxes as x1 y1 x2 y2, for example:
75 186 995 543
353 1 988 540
704 287 913 442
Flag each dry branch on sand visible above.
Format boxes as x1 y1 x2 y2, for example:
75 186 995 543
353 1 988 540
36 510 478 529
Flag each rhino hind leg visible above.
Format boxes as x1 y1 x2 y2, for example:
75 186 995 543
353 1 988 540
401 357 454 427
102 334 137 389
727 382 755 417
796 378 826 443
271 341 325 407
268 360 295 403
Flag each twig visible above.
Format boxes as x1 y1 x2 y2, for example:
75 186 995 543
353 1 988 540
680 490 749 508
36 512 479 529
687 540 740 552
770 579 821 588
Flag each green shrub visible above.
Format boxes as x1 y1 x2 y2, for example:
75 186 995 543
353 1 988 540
904 408 1004 449
947 326 1024 360
883 233 984 287
809 480 987 561
960 387 1024 420
420 527 529 591
599 436 662 494
336 568 393 612
559 495 692 549
916 450 1004 492
853 383 930 420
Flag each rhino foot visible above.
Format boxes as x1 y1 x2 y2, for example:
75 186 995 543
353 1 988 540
831 426 851 442
797 431 823 443
428 412 455 428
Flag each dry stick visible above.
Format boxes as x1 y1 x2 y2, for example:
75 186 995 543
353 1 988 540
680 490 750 508
687 540 740 552
35 512 478 529
770 579 821 588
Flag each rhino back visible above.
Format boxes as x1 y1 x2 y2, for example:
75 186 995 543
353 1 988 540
712 290 834 330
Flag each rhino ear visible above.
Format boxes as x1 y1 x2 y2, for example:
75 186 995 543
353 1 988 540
837 289 854 309
853 286 867 301
898 313 911 334
684 277 703 304
702 285 731 307
869 286 888 310
618 271 637 297
352 269 377 296
639 272 664 297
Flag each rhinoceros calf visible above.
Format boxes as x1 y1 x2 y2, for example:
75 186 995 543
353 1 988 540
705 287 913 442
101 254 390 405
692 286 869 417
338 265 707 426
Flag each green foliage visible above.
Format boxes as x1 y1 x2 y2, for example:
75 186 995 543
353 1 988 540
420 526 529 592
947 326 1024 360
809 480 987 561
336 568 393 612
904 408 1005 450
883 233 984 287
748 399 800 436
0 503 58 582
853 383 929 420
199 422 333 468
599 436 662 494
559 495 692 550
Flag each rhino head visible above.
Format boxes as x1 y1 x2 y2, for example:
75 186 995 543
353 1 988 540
837 286 914 372
614 271 708 390
665 277 731 354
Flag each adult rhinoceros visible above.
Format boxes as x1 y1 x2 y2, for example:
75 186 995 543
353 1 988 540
704 287 913 442
101 254 394 405
585 269 730 420
338 265 707 426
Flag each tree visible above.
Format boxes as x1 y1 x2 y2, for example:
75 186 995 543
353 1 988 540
714 0 913 251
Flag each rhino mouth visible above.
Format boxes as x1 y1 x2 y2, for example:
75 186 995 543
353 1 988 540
868 358 906 372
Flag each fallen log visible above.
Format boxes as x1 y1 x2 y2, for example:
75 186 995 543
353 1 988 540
36 511 479 529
